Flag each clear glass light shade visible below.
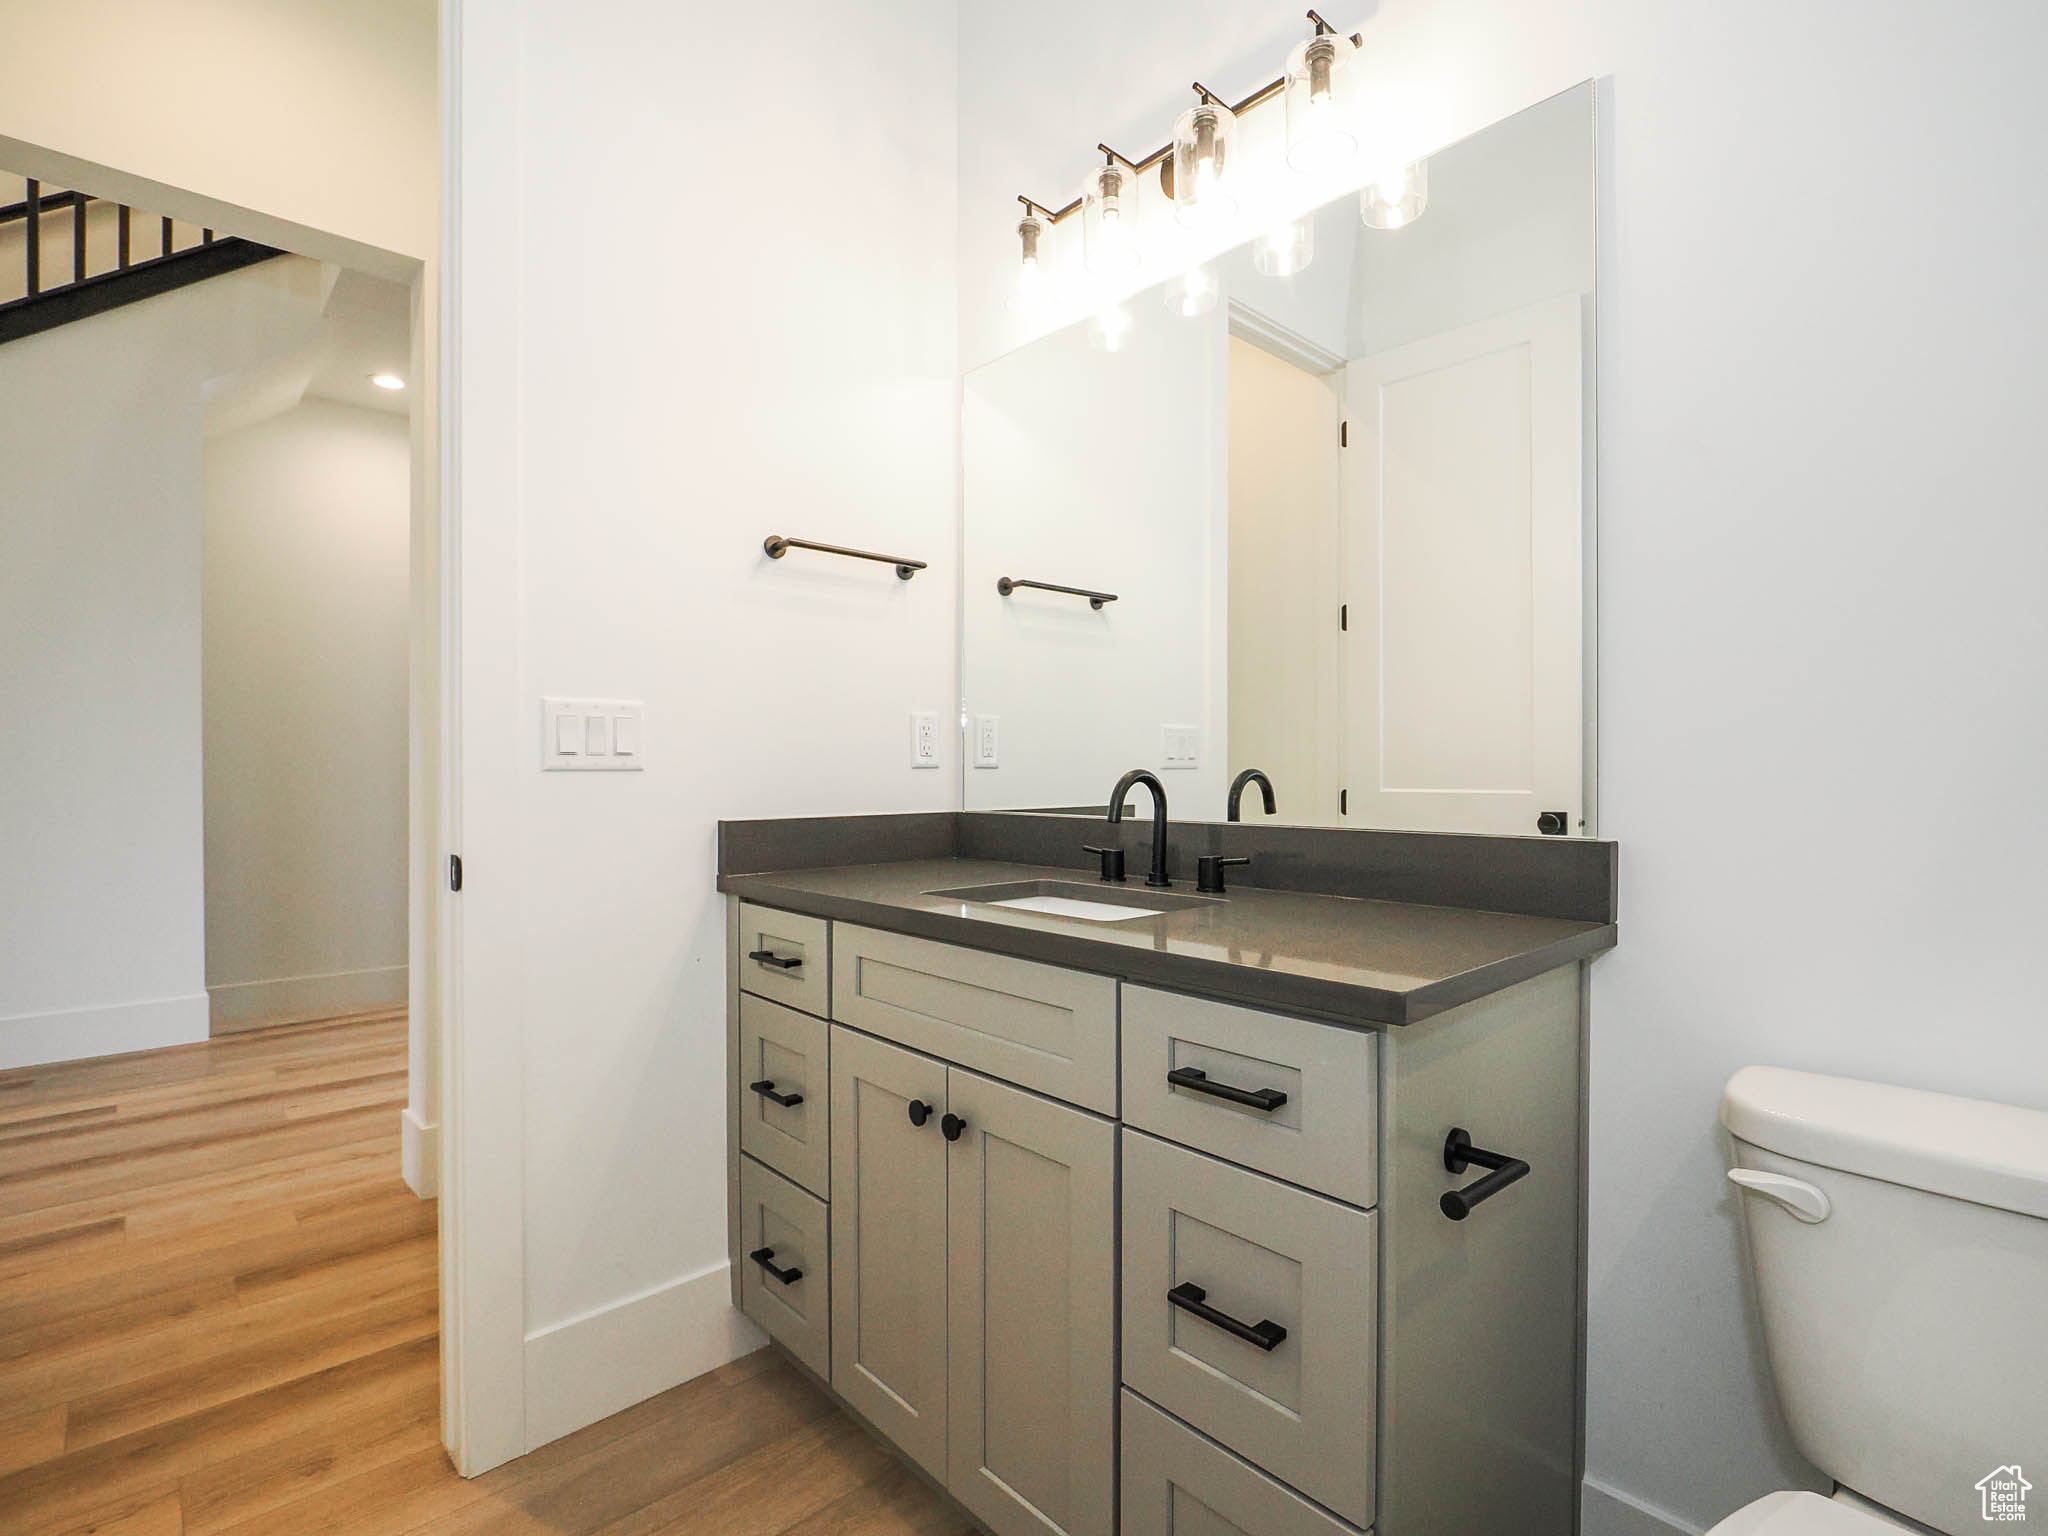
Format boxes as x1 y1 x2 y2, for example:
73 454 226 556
1361 159 1429 229
1253 219 1314 277
1090 301 1135 352
1015 212 1050 300
1162 264 1219 318
1081 162 1140 272
1284 33 1358 172
1171 101 1237 226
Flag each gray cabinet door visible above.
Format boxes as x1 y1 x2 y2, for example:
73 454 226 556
1122 1130 1378 1529
830 1025 950 1479
739 993 829 1197
832 924 1118 1113
1121 987 1379 1208
1120 1392 1365 1536
738 901 830 1016
737 1153 831 1380
946 1067 1116 1536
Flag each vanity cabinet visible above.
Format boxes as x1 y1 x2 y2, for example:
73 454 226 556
728 899 1586 1536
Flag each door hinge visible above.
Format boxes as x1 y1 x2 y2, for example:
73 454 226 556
1339 603 1348 631
449 854 463 892
1339 420 1349 447
1340 790 1348 815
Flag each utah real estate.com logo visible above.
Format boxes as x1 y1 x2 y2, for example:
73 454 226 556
1978 1465 2031 1523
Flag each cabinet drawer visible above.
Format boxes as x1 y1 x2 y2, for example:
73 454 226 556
1122 1131 1378 1528
737 1154 830 1381
739 994 829 1198
1121 1392 1367 1536
1122 988 1378 1208
737 901 829 1017
831 924 1117 1114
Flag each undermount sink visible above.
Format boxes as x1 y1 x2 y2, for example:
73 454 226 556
926 879 1218 922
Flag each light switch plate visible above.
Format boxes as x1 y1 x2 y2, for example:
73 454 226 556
909 711 941 769
973 714 1000 768
543 698 645 772
1161 725 1200 769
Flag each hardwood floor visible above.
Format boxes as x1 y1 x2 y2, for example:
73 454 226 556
0 1011 972 1535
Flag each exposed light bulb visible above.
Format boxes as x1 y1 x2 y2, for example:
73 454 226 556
1361 159 1429 229
1253 218 1314 278
1285 31 1358 173
1092 302 1134 352
1163 264 1219 318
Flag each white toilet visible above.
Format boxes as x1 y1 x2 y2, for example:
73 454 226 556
1712 1067 2048 1535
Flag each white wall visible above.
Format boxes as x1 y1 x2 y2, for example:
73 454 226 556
203 398 412 1030
451 0 959 1459
0 0 436 266
959 3 2048 1533
0 258 332 1070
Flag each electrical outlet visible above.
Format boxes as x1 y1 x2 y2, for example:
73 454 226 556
909 711 941 769
1160 725 1200 768
973 714 1000 768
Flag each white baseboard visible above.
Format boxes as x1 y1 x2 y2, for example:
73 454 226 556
522 1261 766 1453
401 1107 439 1199
0 993 210 1071
208 964 408 1033
1584 1476 1708 1536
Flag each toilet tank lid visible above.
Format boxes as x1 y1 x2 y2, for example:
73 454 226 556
1722 1067 2048 1220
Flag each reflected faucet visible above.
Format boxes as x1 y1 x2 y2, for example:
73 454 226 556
1228 768 1276 822
1108 769 1171 889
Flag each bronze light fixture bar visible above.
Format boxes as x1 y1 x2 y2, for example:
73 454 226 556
763 536 926 581
997 576 1118 610
1020 8 1362 220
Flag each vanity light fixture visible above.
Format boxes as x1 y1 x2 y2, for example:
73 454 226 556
1361 159 1429 229
369 372 405 391
1170 89 1238 227
1253 217 1314 277
1284 17 1360 172
1162 263 1220 317
1012 11 1369 280
1080 156 1140 272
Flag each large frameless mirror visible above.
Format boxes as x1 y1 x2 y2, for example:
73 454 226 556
962 83 1597 836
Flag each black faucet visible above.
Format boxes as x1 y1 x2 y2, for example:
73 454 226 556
1108 769 1171 888
1228 768 1276 822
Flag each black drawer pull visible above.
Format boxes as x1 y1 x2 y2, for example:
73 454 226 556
747 949 802 970
1440 1127 1530 1221
749 1246 803 1285
907 1099 934 1127
1167 1281 1287 1351
1167 1066 1287 1112
749 1079 803 1108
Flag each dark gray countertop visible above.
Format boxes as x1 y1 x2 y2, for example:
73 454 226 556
719 855 1616 1028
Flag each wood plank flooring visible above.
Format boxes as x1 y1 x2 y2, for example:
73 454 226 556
0 1011 973 1535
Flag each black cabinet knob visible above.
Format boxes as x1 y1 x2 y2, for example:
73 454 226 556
1536 811 1569 836
907 1099 933 1127
941 1112 968 1142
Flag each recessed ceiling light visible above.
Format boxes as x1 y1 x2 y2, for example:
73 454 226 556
369 373 406 391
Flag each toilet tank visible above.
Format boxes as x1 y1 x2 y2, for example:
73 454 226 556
1722 1068 2048 1535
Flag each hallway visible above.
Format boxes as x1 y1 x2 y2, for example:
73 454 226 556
0 1013 965 1534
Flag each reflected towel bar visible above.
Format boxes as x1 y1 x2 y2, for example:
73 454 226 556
997 576 1118 610
764 536 925 580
